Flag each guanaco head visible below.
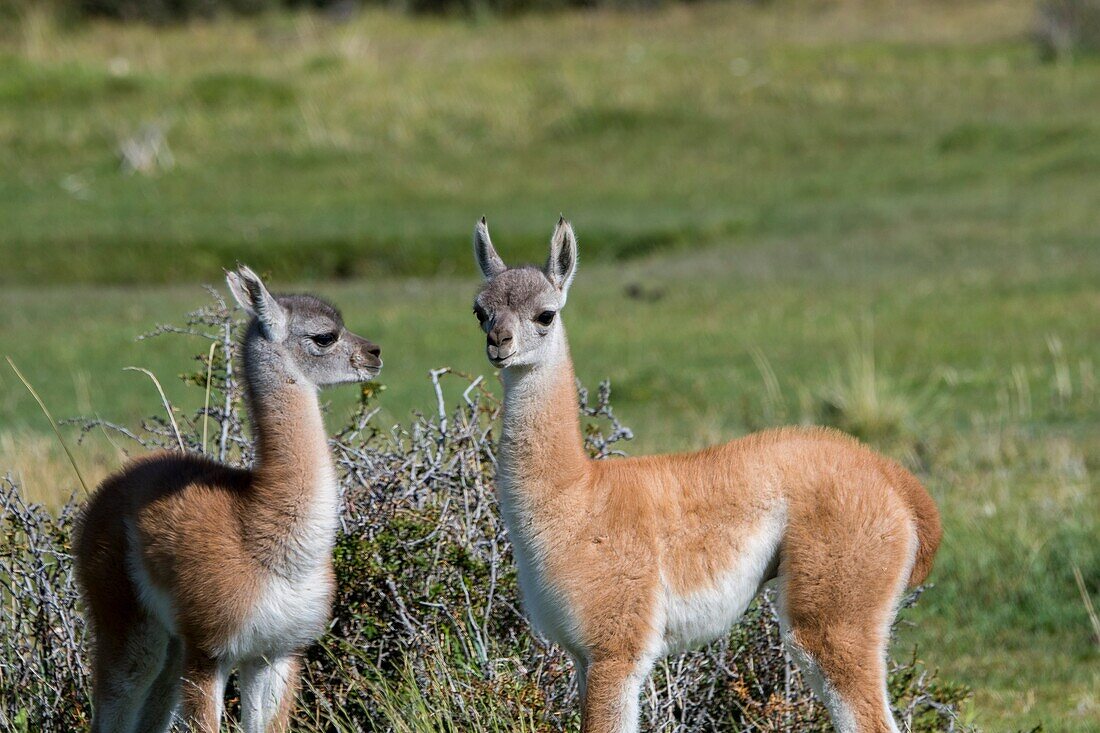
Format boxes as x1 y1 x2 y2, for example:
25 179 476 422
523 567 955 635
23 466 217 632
225 265 382 388
471 216 577 369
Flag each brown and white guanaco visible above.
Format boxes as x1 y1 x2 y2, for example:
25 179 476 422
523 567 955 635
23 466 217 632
470 218 942 733
74 266 382 733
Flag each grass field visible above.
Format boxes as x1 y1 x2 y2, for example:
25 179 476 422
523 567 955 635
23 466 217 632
1 0 1099 730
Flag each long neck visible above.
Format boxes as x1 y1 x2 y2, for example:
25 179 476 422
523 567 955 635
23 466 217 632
240 328 338 570
498 327 591 506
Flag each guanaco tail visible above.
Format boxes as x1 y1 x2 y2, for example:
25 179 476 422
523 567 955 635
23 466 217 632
470 217 942 733
74 266 382 733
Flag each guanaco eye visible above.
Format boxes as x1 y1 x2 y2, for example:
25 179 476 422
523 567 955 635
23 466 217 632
535 310 556 326
473 305 488 323
311 332 338 347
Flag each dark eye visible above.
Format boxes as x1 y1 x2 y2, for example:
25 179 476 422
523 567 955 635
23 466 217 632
473 305 488 323
535 310 556 326
311 332 338 347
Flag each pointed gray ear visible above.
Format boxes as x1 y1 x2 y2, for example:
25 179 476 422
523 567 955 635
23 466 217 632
473 217 507 280
545 216 578 300
225 265 287 341
225 269 254 315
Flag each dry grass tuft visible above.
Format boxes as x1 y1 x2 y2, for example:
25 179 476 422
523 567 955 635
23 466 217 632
812 331 942 466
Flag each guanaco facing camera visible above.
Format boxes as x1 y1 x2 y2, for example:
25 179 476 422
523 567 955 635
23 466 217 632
74 266 381 733
470 217 942 733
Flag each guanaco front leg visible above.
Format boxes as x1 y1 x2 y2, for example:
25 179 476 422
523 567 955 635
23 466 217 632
581 657 652 733
180 648 226 733
240 654 301 733
570 652 589 712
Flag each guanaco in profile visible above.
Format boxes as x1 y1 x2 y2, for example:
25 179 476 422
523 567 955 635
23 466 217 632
74 266 382 733
470 218 942 733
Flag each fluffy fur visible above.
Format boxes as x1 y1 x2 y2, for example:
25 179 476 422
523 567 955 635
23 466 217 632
471 219 942 733
73 266 381 733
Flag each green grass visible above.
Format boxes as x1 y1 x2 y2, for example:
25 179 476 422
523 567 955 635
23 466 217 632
3 0 1096 284
1 1 1099 730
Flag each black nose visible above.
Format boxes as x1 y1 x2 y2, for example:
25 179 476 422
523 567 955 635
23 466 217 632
365 341 381 357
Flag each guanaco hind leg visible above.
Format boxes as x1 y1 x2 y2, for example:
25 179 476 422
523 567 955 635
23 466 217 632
89 614 170 733
779 500 917 733
780 616 901 733
133 635 183 733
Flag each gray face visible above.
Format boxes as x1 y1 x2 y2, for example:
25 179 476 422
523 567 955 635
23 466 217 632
470 217 578 369
277 294 382 387
226 266 381 389
474 267 564 368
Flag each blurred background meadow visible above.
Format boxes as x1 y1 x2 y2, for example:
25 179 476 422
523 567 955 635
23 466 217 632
0 0 1098 729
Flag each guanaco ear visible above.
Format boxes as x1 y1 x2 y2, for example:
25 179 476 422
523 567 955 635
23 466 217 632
225 265 287 341
473 217 507 280
545 216 578 301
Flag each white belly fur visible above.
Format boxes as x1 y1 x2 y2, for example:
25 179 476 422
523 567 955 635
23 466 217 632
659 503 787 655
503 492 789 662
220 564 333 660
223 479 340 661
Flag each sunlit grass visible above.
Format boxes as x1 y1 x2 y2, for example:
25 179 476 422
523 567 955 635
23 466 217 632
0 432 114 507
